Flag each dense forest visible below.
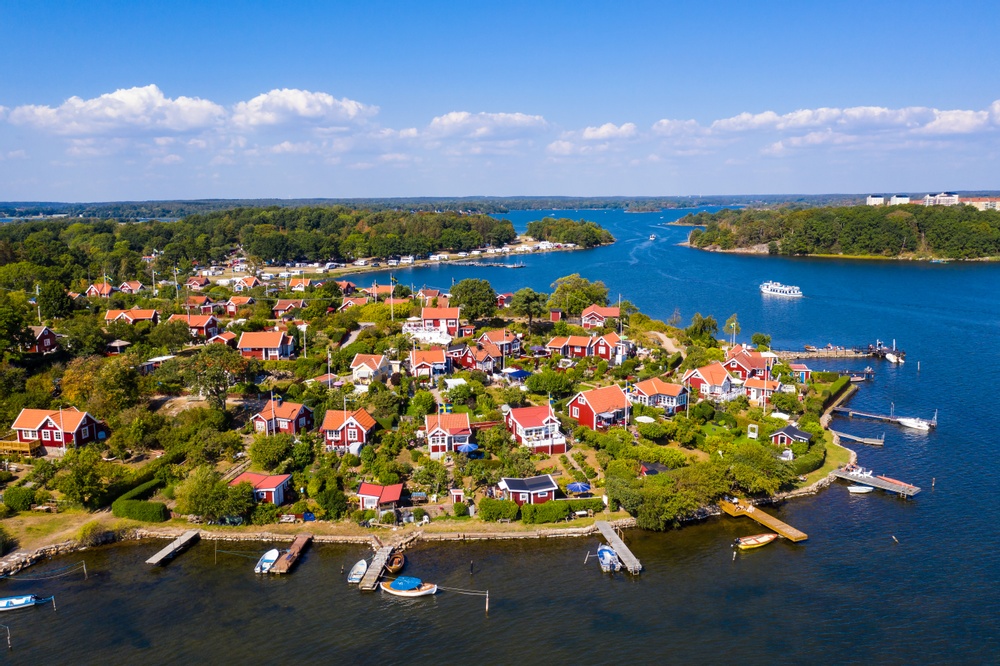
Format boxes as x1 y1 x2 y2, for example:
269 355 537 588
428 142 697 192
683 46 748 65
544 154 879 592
685 205 1000 259
0 207 527 290
0 192 929 220
525 218 616 248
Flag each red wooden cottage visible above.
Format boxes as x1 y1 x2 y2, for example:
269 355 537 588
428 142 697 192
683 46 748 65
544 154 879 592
581 304 619 330
478 329 520 357
497 474 559 505
356 482 404 511
250 398 313 435
423 413 472 460
272 299 304 318
207 331 238 347
186 276 210 291
10 407 107 453
118 280 145 294
545 335 594 358
569 385 631 429
228 472 292 505
237 331 295 360
681 362 735 400
25 325 59 354
167 314 219 339
321 408 378 455
629 376 688 415
85 282 115 298
421 306 461 336
770 425 813 446
225 296 255 316
504 405 567 454
409 348 450 378
232 276 261 292
105 308 161 326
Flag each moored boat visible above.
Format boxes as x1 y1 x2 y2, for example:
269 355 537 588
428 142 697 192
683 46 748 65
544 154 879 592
0 594 54 612
848 485 874 494
347 559 368 584
597 544 621 572
885 352 903 364
385 552 406 575
759 281 803 297
733 533 778 550
380 576 438 597
897 417 931 431
254 548 280 574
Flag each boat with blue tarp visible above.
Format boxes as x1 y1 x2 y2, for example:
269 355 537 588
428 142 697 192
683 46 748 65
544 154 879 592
597 544 621 573
380 576 438 597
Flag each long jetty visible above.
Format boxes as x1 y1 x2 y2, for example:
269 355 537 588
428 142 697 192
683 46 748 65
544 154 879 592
719 501 808 542
773 345 904 361
358 544 395 590
271 534 312 574
595 520 642 574
146 529 200 566
830 430 885 446
832 407 936 427
831 470 921 496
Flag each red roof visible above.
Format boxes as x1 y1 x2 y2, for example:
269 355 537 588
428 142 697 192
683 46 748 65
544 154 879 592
254 399 310 422
410 348 446 366
321 408 377 432
425 412 472 436
351 354 386 371
229 472 291 491
508 405 556 428
576 385 629 413
357 482 404 504
684 362 731 386
168 314 216 327
633 376 685 397
11 407 92 432
582 305 620 319
422 306 460 319
238 331 292 349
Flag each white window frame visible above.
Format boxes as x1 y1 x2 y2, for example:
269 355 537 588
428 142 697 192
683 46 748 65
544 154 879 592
54 431 63 442
348 428 358 442
42 429 51 441
571 406 579 418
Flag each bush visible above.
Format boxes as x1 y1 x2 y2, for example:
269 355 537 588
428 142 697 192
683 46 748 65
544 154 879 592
791 442 827 475
477 498 519 521
0 471 13 484
0 525 14 555
251 503 280 525
521 501 570 524
812 371 840 383
380 511 397 524
564 498 605 513
3 486 36 512
453 501 469 517
76 520 126 547
112 479 169 522
413 507 427 522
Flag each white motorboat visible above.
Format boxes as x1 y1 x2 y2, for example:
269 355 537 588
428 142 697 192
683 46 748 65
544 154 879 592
848 485 874 494
255 548 281 574
649 234 657 241
760 281 803 297
885 352 903 364
597 544 621 573
897 417 931 431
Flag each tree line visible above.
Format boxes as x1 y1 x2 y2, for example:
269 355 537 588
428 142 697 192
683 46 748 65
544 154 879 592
685 205 1000 259
525 218 616 248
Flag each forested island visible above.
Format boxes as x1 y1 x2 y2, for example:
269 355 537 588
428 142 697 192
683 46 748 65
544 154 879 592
684 205 1000 259
525 218 616 248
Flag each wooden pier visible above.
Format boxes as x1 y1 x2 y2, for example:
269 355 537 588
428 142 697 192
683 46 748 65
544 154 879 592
830 430 885 446
271 534 312 574
358 544 395 590
146 530 200 566
832 407 936 428
595 521 642 574
831 470 921 496
718 501 808 542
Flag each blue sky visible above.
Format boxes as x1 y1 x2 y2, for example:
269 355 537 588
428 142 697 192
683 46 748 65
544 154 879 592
2 1 999 200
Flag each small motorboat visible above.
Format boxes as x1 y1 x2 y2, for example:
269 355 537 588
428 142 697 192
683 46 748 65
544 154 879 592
380 576 438 597
347 559 368 584
385 552 406 575
897 417 931 431
597 544 621 573
733 533 778 550
648 233 657 241
885 352 903 364
254 548 280 574
848 485 874 494
0 594 54 612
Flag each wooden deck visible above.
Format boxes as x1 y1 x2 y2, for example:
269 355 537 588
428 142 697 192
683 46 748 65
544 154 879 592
719 501 808 542
595 521 642 574
830 430 885 446
359 545 394 590
831 470 921 496
146 530 200 565
271 534 312 574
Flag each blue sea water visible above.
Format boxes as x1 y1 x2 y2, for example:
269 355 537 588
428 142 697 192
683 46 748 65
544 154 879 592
6 208 999 663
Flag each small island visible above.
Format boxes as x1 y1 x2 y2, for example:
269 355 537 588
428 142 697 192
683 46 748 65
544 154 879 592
683 205 1000 260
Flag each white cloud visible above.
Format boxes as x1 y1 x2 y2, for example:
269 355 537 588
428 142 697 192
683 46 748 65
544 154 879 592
917 109 989 135
581 122 636 140
651 119 704 136
9 85 225 135
427 111 548 139
270 140 317 154
231 88 376 127
151 154 183 165
546 140 576 156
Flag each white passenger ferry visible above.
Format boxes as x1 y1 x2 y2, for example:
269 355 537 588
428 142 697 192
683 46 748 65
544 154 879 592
759 281 803 297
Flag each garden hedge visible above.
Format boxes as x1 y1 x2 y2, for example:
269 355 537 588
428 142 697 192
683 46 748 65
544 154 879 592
111 479 169 522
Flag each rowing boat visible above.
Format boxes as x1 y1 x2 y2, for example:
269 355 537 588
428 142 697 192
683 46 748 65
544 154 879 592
380 576 437 597
733 533 778 550
385 552 406 575
347 559 368 584
254 548 280 574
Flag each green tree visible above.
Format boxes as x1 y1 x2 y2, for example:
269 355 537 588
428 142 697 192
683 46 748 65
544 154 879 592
94 356 142 412
409 390 437 416
58 447 106 507
450 278 497 321
148 319 193 353
510 287 548 334
724 313 740 345
316 487 348 519
751 333 772 350
175 466 229 519
249 433 294 471
477 424 514 456
223 481 256 518
38 281 73 320
685 313 719 347
182 344 258 411
546 274 609 316
525 370 575 397
0 291 32 357
62 315 111 357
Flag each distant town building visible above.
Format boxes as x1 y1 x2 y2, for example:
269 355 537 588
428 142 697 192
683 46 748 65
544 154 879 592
922 192 961 206
889 195 910 205
865 195 885 206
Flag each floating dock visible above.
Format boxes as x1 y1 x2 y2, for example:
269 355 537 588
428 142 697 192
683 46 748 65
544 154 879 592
358 545 395 590
146 530 200 566
271 534 312 574
830 430 885 446
832 407 936 428
595 521 642 574
831 470 921 496
719 501 808 542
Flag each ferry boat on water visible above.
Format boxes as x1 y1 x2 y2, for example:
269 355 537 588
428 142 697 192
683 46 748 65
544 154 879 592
760 281 803 297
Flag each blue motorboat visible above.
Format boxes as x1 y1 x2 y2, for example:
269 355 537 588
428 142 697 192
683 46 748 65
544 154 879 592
597 544 621 573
